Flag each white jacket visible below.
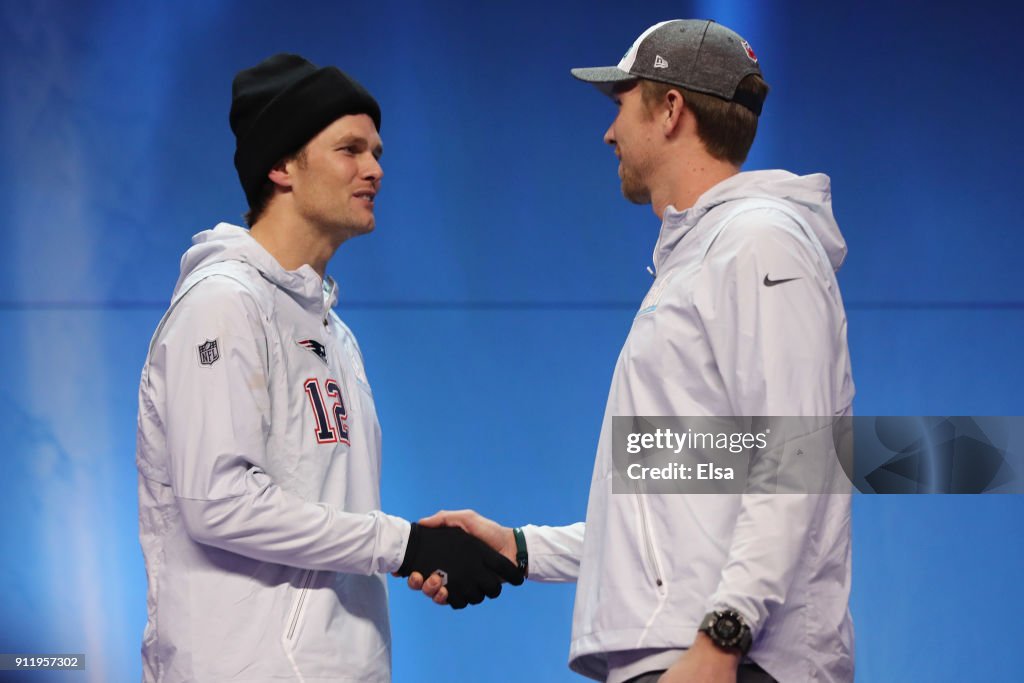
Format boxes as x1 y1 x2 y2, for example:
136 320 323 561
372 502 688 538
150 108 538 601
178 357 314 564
136 224 410 682
524 171 855 682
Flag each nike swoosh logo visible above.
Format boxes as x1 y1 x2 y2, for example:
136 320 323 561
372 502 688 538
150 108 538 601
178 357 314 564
763 275 801 287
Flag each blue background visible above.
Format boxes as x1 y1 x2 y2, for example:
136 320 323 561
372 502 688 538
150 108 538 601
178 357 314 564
1 0 1022 681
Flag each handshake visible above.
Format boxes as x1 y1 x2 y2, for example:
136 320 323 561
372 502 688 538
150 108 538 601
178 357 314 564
394 510 522 609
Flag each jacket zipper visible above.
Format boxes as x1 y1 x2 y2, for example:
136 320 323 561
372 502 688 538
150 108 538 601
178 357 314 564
635 490 666 591
286 570 317 641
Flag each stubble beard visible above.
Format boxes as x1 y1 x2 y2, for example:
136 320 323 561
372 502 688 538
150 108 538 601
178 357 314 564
305 197 376 248
620 163 651 205
330 213 375 245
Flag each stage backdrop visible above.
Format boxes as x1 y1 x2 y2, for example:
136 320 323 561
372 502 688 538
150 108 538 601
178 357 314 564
1 0 1021 681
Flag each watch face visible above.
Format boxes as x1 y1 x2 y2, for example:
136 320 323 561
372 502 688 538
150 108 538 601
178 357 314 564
703 609 750 654
715 615 740 640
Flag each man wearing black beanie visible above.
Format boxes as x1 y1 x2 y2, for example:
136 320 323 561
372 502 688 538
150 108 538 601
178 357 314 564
135 53 522 682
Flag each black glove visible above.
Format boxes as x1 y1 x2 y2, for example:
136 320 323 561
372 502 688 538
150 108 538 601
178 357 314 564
396 523 525 609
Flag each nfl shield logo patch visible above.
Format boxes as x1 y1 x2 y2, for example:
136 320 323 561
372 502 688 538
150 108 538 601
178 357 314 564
741 39 758 63
198 339 220 366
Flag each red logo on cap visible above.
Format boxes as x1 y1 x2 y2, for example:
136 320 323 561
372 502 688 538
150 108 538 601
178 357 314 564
741 40 758 63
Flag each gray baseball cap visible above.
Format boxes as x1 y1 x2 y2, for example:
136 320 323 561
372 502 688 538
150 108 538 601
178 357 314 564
571 19 765 115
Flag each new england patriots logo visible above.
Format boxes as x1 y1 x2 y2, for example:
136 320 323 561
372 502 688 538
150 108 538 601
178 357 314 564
297 339 328 365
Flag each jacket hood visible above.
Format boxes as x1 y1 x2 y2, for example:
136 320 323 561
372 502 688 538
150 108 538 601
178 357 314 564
653 170 847 273
173 223 337 314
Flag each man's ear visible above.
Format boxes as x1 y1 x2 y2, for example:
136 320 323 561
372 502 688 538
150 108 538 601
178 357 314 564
663 89 686 137
267 158 294 188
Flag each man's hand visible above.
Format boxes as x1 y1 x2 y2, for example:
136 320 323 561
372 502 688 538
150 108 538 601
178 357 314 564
657 633 740 683
394 523 523 609
405 509 519 606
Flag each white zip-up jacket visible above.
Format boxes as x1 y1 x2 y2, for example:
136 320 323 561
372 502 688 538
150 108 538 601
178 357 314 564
523 171 855 682
136 224 411 682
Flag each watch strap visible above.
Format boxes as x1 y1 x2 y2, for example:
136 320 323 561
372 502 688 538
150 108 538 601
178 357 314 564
512 527 528 578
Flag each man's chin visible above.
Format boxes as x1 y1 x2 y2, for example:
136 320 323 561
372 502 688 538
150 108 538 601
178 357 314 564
349 216 376 235
328 219 375 246
621 183 651 205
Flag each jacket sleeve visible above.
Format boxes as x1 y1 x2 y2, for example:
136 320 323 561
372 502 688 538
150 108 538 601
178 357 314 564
149 275 410 575
693 209 845 639
520 522 585 582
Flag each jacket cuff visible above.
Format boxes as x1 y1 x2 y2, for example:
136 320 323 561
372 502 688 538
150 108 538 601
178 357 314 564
372 512 412 574
520 522 585 583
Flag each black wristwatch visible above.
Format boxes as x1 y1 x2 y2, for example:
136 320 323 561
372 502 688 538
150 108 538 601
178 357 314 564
699 609 753 654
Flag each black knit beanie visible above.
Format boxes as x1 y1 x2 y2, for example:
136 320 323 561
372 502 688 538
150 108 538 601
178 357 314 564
230 53 382 208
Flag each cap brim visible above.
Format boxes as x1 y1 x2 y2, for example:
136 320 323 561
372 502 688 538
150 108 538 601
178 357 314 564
570 66 636 96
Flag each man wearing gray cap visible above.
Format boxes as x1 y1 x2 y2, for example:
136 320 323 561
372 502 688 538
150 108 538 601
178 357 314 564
135 53 522 682
410 19 854 683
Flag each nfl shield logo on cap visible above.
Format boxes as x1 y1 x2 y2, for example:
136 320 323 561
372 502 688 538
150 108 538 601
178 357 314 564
741 39 758 63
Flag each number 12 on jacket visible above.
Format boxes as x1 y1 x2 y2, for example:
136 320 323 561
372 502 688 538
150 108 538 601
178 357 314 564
303 378 350 445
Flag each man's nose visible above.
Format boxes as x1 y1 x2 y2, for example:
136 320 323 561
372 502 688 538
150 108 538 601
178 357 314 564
363 154 383 182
